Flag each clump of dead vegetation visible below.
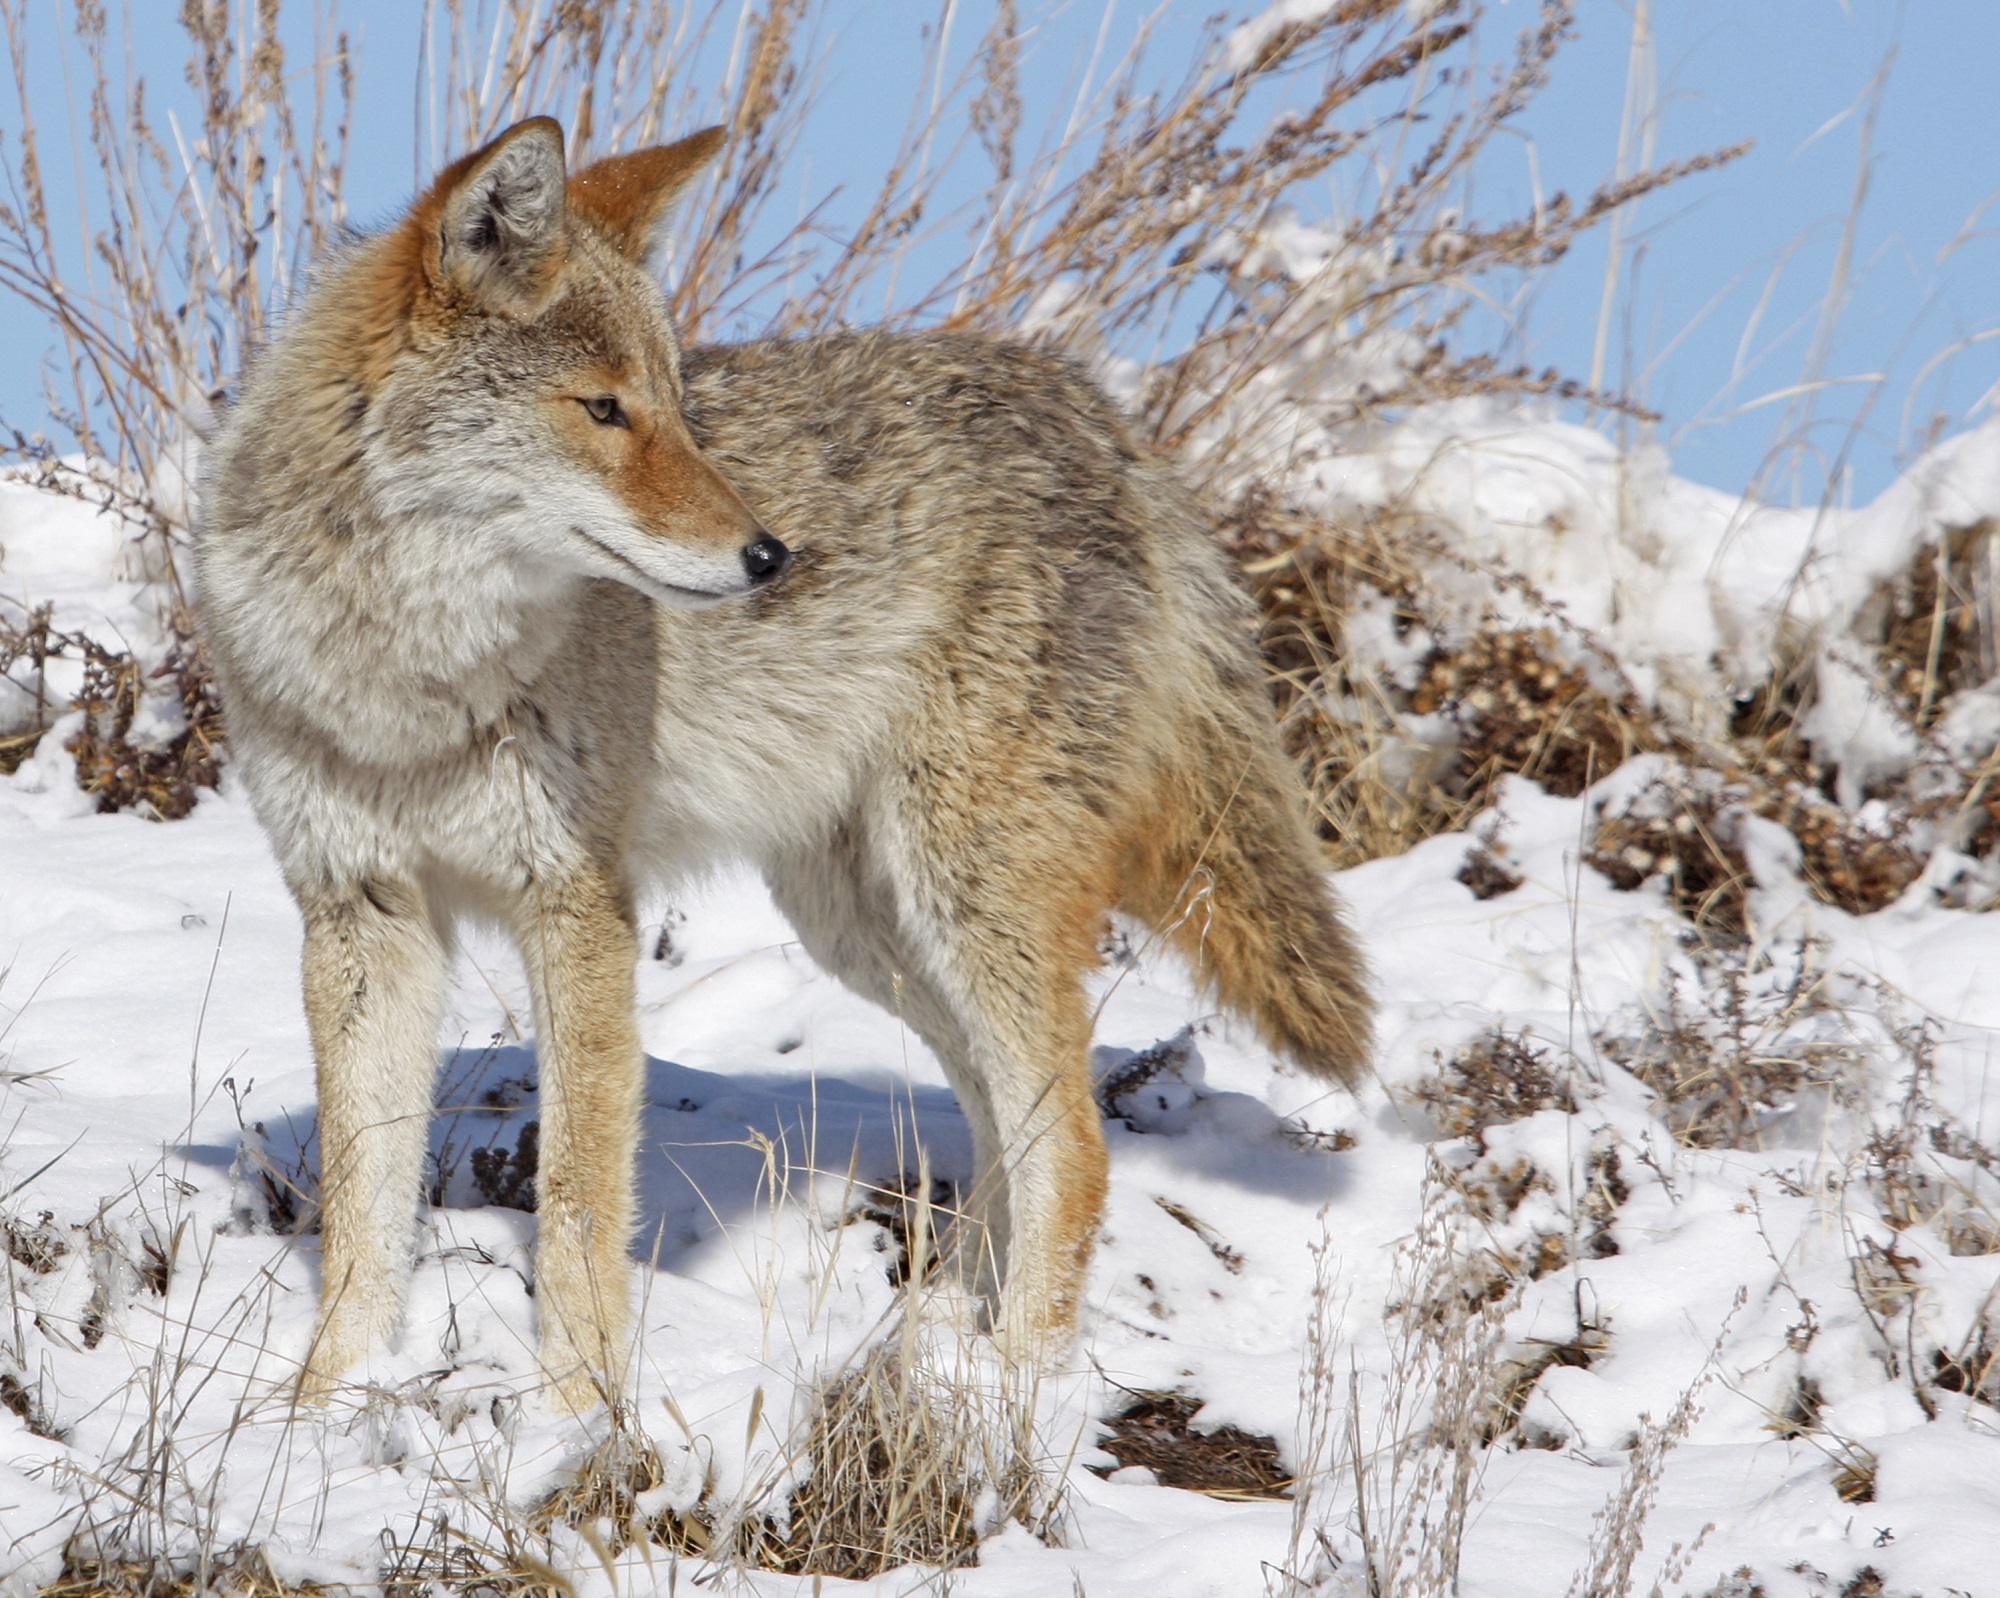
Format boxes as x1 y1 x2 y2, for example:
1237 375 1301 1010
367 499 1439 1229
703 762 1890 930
1412 628 1645 801
750 1344 1053 1579
1865 518 2000 728
1587 766 1926 941
41 1548 336 1598
1226 491 1659 869
0 598 221 816
1457 830 1525 899
1093 1388 1291 1499
1411 1028 1575 1143
1239 474 1979 916
500 1342 1053 1585
1594 939 1863 1150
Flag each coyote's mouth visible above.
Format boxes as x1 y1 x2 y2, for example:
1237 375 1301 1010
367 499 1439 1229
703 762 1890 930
571 527 737 607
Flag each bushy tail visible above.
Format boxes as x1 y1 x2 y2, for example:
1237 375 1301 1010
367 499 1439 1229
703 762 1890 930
1118 729 1373 1086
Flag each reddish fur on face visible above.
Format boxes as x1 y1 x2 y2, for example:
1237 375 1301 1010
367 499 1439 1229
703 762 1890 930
292 120 569 412
622 421 763 554
552 367 764 557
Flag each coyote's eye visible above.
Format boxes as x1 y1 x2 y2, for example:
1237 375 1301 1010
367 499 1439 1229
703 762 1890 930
581 394 630 429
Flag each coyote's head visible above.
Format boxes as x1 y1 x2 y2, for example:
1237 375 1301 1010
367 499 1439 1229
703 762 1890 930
335 117 785 607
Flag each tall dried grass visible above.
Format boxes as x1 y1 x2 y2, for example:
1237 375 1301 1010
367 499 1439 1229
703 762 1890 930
0 0 1738 817
0 0 352 588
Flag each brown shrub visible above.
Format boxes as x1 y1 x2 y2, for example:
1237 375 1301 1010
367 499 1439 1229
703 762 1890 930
1457 836 1525 899
1233 489 1655 868
1412 627 1646 800
1093 1390 1290 1499
0 600 221 818
1589 774 1752 938
1865 519 2000 727
1589 768 1924 940
1747 783 1923 915
1412 1029 1575 1142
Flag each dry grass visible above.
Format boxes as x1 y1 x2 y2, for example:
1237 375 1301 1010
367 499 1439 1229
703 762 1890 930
846 1170 958 1289
1093 1389 1291 1500
42 1549 337 1598
1222 434 1992 944
467 1122 539 1215
1227 473 1980 930
1310 1159 1521 1598
1485 1303 1610 1450
577 1308 1060 1581
1594 939 1860 1150
376 1505 569 1598
0 0 1741 821
1290 1154 1695 1596
1552 1294 1737 1598
747 1342 1051 1579
513 1167 1058 1583
1410 1027 1575 1143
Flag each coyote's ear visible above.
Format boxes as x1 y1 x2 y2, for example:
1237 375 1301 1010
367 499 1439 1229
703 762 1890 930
434 117 569 315
568 126 725 270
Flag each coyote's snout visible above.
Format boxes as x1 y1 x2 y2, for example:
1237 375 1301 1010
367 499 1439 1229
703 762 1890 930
197 116 1372 1410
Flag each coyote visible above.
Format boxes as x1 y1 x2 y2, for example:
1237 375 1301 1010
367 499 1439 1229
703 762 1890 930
196 117 1371 1408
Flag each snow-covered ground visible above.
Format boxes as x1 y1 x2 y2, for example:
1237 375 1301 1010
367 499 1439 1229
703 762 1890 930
3 415 2000 1597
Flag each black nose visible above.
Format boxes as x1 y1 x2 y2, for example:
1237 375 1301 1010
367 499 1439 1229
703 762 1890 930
742 533 792 585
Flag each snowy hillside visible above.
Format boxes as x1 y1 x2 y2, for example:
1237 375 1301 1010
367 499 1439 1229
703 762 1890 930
3 408 2000 1598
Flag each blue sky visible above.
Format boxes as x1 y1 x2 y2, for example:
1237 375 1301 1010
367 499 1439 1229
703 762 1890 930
1492 0 2000 504
1 1 1994 505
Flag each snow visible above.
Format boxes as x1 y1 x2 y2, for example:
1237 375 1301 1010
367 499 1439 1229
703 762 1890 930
1226 4 1344 73
5 418 2000 1596
1300 404 2000 786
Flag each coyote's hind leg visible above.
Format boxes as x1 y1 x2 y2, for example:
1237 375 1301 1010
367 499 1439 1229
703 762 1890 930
764 832 1004 1299
932 935 1107 1366
769 806 1111 1365
870 808 1112 1366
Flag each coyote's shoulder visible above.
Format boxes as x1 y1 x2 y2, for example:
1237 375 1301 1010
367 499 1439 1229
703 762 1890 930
629 326 1271 856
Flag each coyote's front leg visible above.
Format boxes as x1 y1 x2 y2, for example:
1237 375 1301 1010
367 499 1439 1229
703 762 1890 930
298 876 449 1394
513 862 644 1410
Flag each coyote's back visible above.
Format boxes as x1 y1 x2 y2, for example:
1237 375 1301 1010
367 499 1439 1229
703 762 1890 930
194 116 1371 1407
659 327 1373 1084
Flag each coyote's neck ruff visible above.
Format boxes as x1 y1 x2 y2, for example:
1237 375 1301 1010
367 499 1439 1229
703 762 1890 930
197 117 1371 1410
